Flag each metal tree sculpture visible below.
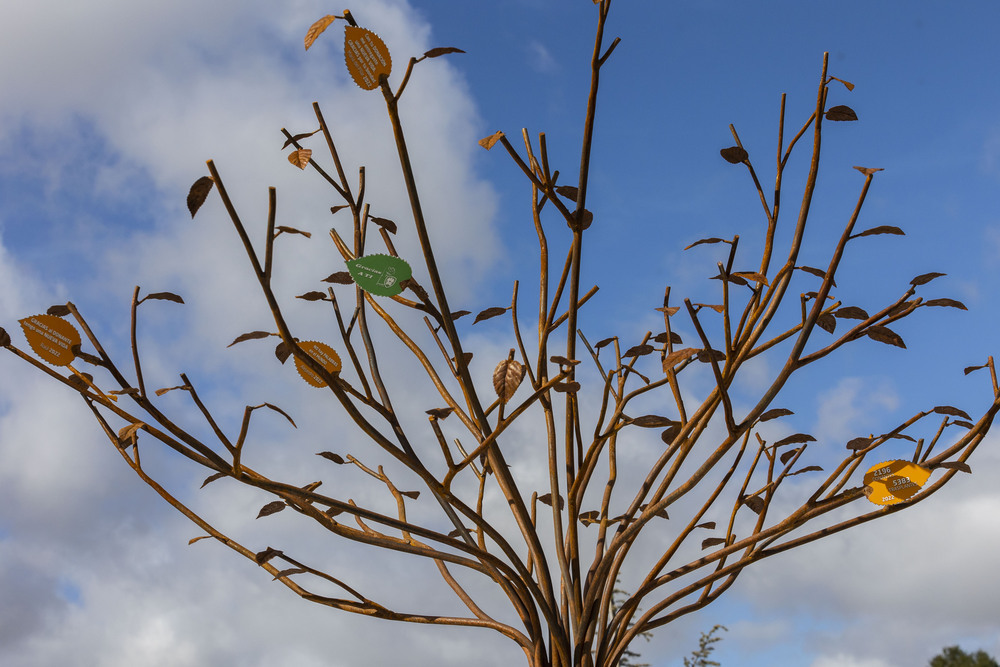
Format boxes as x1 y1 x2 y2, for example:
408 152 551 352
3 4 997 666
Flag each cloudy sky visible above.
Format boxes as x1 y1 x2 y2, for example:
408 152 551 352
2 1 999 666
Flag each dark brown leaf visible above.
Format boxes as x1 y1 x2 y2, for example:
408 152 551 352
228 331 272 347
660 425 680 444
835 306 869 320
281 129 321 149
595 337 615 350
452 352 474 369
798 266 834 285
46 304 72 316
188 535 212 545
867 326 906 349
825 104 858 121
288 148 312 169
426 407 454 420
304 15 337 50
537 493 565 511
254 547 283 565
555 185 579 200
572 209 593 231
775 433 816 447
275 340 292 364
655 306 681 317
317 451 345 464
276 225 312 238
145 291 185 304
846 436 872 450
853 166 883 176
578 510 600 526
474 306 508 324
779 448 800 465
695 521 716 530
631 415 677 428
816 313 837 334
493 357 526 402
653 331 683 345
937 461 972 473
423 46 465 58
964 364 987 376
553 381 581 393
201 471 227 488
369 216 398 234
702 537 727 549
154 384 187 396
733 271 769 286
696 349 726 363
447 528 464 538
322 271 354 284
449 310 471 322
711 269 747 286
933 405 972 421
272 568 308 581
684 237 726 251
187 176 215 217
720 146 748 163
694 303 725 314
743 495 765 514
952 420 975 429
296 291 328 301
550 355 580 367
623 344 654 358
924 298 967 310
256 501 286 519
66 373 93 393
262 402 296 428
760 408 793 422
788 465 823 476
479 130 504 150
852 225 905 239
910 272 946 286
0 327 10 347
330 205 350 215
400 490 420 500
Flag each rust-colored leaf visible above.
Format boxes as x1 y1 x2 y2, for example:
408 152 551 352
261 402 296 428
553 381 581 393
0 327 12 347
760 408 793 422
835 306 869 320
537 493 565 511
816 313 836 334
852 166 883 176
867 326 906 349
852 225 905 240
474 306 508 324
322 271 354 285
254 547 283 565
145 291 185 304
798 266 834 285
201 471 227 488
711 269 747 286
452 352 474 368
743 495 765 514
401 490 420 500
695 521 716 530
117 422 144 444
937 461 972 473
830 76 855 91
775 433 816 447
493 357 526 402
550 355 580 367
188 535 212 545
933 405 972 421
276 225 312 238
702 537 727 549
46 304 72 317
281 129 321 149
924 298 967 310
256 501 286 519
825 104 858 121
662 347 699 372
154 384 187 396
623 344 654 358
964 364 988 376
426 407 454 420
450 310 471 322
594 337 615 350
228 331 272 347
694 303 725 314
910 272 946 286
655 306 681 318
272 568 308 581
578 510 600 526
288 148 312 169
479 130 505 150
423 46 465 58
661 425 680 444
846 436 872 450
631 415 676 428
317 451 345 464
788 465 823 476
555 185 579 200
187 176 214 218
296 291 328 302
779 448 800 465
720 146 748 163
275 340 292 364
305 15 337 50
684 237 726 251
369 216 397 235
952 420 974 429
696 349 726 363
330 205 350 215
733 271 769 286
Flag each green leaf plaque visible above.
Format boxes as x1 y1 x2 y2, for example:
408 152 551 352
346 254 411 297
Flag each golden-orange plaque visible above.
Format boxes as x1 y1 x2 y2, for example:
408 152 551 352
863 460 931 506
294 341 343 387
19 314 81 366
344 25 391 90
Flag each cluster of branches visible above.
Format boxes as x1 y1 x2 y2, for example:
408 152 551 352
3 2 998 666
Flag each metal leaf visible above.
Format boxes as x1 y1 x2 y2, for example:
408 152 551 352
256 501 286 519
493 357 526 402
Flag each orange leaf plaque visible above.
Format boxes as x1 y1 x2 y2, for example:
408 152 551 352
344 25 391 90
19 314 81 366
294 341 343 387
863 460 931 506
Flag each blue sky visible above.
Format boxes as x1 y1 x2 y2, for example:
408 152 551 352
1 1 999 666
